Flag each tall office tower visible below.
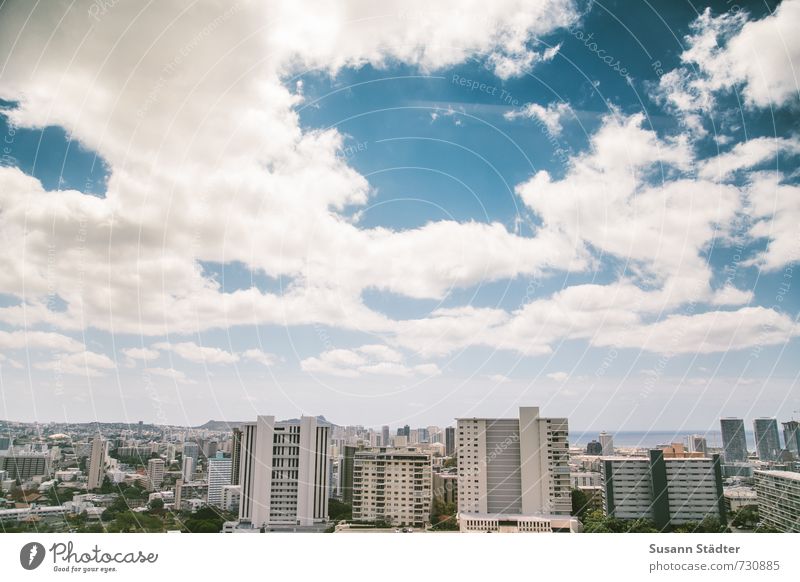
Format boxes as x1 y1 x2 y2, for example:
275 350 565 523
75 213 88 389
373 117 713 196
753 418 781 461
182 455 195 481
231 427 243 485
166 443 176 463
183 441 200 464
204 440 218 459
339 445 357 504
87 435 106 490
207 453 232 507
381 426 390 449
720 418 748 462
418 428 429 443
782 421 800 457
687 435 708 455
445 427 455 456
754 470 800 532
0 436 11 452
403 425 410 437
352 448 432 528
457 407 571 521
586 440 602 455
598 432 614 456
238 415 330 530
137 420 143 436
147 458 165 491
601 451 725 530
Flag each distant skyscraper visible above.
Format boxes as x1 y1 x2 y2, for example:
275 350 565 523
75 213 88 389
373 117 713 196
239 415 329 529
137 420 143 436
147 458 165 491
782 421 800 457
231 428 243 485
381 426 390 449
403 425 410 437
599 432 614 456
720 418 748 462
87 435 106 490
339 445 357 504
586 440 602 455
182 456 195 481
183 442 200 464
207 453 232 507
445 427 455 456
753 418 781 461
0 436 11 452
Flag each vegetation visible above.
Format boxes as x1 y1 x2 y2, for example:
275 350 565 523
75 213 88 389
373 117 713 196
328 498 352 522
580 509 731 533
429 498 458 531
571 488 592 520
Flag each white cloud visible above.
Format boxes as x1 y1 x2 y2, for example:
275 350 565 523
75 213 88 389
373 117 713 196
546 371 569 382
145 367 195 384
505 101 572 134
300 344 439 378
241 349 280 367
654 1 800 112
153 341 239 365
0 330 85 353
35 351 116 377
121 347 160 361
699 137 800 181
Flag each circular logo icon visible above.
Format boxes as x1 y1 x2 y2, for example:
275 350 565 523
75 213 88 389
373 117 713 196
19 542 46 570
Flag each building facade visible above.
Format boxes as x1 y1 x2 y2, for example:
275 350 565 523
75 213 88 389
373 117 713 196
456 407 572 532
87 436 106 490
720 418 748 462
146 458 165 491
754 470 800 532
207 454 232 507
238 415 329 529
782 421 799 457
753 418 781 461
352 448 432 528
601 450 726 529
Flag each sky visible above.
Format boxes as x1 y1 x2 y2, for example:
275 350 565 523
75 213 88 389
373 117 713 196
0 0 798 432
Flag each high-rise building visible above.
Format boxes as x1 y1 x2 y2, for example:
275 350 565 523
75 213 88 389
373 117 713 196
238 415 330 530
381 426 390 449
183 442 200 464
339 445 357 504
445 427 455 457
457 406 572 531
586 440 602 455
754 470 800 532
352 448 432 528
601 450 726 529
782 420 800 457
686 435 708 456
231 427 242 485
147 458 165 491
0 436 11 452
204 440 218 459
182 456 195 481
207 453 232 507
87 435 106 490
753 418 781 461
720 418 748 462
598 432 614 456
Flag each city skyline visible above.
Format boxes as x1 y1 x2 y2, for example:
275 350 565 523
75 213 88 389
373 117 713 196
0 1 798 431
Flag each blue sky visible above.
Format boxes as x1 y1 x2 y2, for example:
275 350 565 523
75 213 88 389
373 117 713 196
0 0 797 431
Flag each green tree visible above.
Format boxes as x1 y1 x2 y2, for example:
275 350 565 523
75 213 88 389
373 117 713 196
571 488 590 519
731 505 758 529
328 498 352 522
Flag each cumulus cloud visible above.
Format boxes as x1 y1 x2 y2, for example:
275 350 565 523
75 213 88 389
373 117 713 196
35 351 116 377
505 101 572 134
653 1 800 114
300 344 440 378
153 341 239 365
145 367 195 384
546 371 569 382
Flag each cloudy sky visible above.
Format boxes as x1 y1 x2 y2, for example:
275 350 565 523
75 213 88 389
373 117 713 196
0 0 798 431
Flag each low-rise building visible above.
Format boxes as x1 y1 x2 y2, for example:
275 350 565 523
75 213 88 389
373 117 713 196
754 470 800 532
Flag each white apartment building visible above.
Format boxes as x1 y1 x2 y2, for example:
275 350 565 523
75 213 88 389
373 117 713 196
601 450 725 529
222 484 241 512
599 432 614 456
456 407 573 533
146 458 165 491
87 436 106 490
754 470 800 532
352 448 432 528
571 471 602 488
182 456 195 481
238 415 330 530
207 454 232 508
